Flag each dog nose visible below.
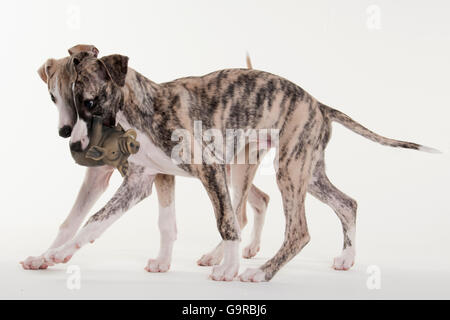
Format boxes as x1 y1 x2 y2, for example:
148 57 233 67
70 141 83 152
59 126 72 138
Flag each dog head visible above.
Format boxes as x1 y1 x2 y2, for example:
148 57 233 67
38 45 99 138
69 52 128 152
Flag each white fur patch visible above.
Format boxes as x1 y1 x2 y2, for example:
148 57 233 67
70 119 89 150
145 202 177 273
210 240 239 281
52 75 75 130
157 201 177 260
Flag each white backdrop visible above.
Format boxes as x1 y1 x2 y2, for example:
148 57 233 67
0 0 449 299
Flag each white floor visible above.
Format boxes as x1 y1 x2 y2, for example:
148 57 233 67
3 249 450 300
4 191 450 301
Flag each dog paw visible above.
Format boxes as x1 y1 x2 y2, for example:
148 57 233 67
242 242 260 259
239 268 267 282
144 259 170 273
332 249 355 271
43 244 78 265
20 255 51 270
209 263 239 281
197 251 223 266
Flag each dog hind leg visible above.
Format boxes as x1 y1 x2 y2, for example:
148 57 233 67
308 158 357 270
243 184 269 259
240 140 316 282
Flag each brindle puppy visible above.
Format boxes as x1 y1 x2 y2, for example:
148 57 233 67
29 49 438 282
22 48 270 273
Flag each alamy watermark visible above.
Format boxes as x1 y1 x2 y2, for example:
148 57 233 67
366 265 381 290
66 4 81 30
170 121 279 174
66 265 81 290
366 5 382 31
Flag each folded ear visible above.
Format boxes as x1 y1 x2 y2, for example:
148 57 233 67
68 44 99 57
86 146 106 161
37 58 55 84
99 54 129 87
71 51 92 68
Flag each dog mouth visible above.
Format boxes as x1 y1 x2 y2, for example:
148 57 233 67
69 141 83 152
70 117 90 151
70 116 104 166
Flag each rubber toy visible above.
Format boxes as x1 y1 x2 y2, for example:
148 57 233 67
71 116 140 177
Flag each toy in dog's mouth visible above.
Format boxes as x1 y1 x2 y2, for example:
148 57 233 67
70 116 140 177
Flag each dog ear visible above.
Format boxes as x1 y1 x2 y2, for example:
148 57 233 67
37 58 55 83
68 44 99 57
71 51 92 68
86 146 106 161
99 54 129 87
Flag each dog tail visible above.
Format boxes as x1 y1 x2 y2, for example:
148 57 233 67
246 52 253 69
320 104 441 153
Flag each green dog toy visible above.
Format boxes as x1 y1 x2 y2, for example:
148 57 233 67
71 116 140 177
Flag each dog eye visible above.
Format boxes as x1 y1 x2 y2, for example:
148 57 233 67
50 93 56 103
84 99 95 109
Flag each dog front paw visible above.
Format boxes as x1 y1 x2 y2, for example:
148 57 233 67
332 248 355 271
209 263 239 281
20 255 51 270
332 256 355 271
43 244 78 265
144 258 171 273
239 268 267 282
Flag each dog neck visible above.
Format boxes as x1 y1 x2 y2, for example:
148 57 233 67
116 68 176 158
119 68 160 129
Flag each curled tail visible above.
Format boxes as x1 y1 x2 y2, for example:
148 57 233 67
319 104 440 153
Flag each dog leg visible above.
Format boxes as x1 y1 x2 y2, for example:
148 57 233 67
243 185 269 258
229 164 264 260
43 164 154 266
240 133 317 282
145 174 176 273
308 159 357 270
196 165 235 267
198 145 270 264
197 170 268 264
197 165 240 281
21 166 114 270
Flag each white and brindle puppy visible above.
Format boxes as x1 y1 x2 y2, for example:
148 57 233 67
24 48 437 282
22 46 269 272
